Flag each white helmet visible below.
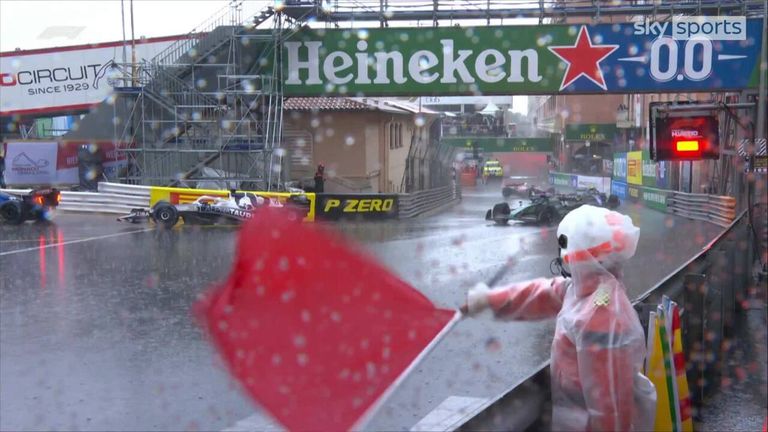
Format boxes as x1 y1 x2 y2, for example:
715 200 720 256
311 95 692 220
238 195 255 210
556 205 639 268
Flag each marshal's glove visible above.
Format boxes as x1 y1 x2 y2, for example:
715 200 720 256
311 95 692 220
461 282 491 316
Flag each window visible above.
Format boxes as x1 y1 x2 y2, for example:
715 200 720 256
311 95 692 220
390 122 404 149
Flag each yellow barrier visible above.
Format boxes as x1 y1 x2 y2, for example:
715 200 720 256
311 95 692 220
149 186 316 222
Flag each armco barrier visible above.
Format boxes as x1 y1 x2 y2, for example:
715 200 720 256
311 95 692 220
667 191 737 228
1 184 151 215
57 191 149 214
457 210 752 431
398 184 461 218
3 182 459 221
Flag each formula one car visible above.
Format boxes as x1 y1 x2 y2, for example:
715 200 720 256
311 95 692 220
117 190 311 228
486 188 619 226
500 176 554 198
0 188 61 224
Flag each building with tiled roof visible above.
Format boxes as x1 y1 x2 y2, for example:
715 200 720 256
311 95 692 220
282 97 441 193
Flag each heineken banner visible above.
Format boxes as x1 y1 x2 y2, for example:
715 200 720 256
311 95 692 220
283 19 764 96
444 137 552 153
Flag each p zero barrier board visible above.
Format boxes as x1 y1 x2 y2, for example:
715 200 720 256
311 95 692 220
149 186 316 222
315 194 398 221
281 18 763 96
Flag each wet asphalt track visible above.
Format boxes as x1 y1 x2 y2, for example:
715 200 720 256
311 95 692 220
0 183 723 431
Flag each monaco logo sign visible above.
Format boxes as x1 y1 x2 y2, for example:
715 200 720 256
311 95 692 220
282 19 763 96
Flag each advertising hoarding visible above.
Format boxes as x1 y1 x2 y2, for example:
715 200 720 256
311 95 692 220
627 151 643 185
3 141 58 185
2 141 127 186
315 194 399 221
283 19 763 96
1 36 184 116
443 137 552 153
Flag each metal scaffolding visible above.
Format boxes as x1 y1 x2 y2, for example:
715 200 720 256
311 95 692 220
114 1 296 190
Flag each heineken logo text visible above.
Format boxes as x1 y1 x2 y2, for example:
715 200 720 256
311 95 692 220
285 40 542 86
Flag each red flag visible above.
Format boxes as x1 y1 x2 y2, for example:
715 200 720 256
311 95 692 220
195 208 456 431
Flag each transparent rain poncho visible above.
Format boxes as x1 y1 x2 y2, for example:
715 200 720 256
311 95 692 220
467 205 656 431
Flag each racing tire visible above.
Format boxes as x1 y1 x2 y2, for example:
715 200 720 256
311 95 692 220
152 201 179 228
502 188 513 198
606 194 620 210
491 202 511 225
0 201 24 225
537 209 557 226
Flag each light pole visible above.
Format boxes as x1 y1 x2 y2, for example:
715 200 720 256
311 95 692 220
130 0 136 86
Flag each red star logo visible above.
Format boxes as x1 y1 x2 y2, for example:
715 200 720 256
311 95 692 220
548 26 619 91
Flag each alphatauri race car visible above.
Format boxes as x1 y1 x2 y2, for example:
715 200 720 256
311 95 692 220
0 188 61 224
486 188 620 226
117 191 311 228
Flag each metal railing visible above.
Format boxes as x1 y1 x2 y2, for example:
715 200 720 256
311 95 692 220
151 3 274 69
283 0 766 21
0 184 151 215
398 184 460 218
154 2 236 68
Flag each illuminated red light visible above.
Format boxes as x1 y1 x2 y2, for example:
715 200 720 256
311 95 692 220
675 140 701 152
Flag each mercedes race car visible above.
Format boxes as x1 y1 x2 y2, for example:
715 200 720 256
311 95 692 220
486 188 619 226
117 191 311 228
0 188 61 224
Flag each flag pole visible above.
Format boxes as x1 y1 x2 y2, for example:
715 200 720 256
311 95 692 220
352 310 464 431
354 261 513 428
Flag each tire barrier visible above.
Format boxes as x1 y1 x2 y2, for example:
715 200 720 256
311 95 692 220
666 191 737 228
398 184 461 218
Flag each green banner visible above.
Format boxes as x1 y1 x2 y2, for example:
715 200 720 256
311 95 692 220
280 20 763 96
549 172 573 188
443 137 552 153
565 124 616 141
626 183 668 211
641 187 669 211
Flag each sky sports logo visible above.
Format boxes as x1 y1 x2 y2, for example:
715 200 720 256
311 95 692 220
634 16 746 40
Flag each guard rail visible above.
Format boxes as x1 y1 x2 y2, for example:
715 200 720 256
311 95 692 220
3 182 462 219
398 184 460 218
0 183 152 215
667 191 737 228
